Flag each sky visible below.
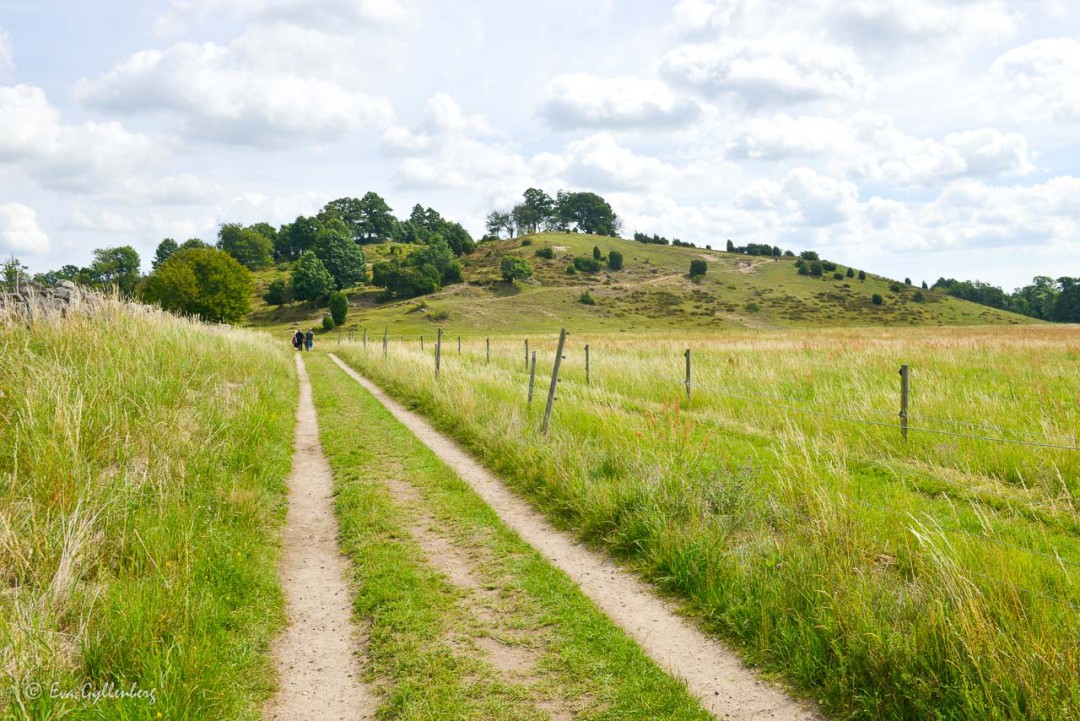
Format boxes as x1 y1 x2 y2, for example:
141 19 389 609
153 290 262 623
1 0 1078 290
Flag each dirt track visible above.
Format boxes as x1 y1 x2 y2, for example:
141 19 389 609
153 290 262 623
328 353 819 721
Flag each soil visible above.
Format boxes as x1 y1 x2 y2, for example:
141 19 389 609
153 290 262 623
263 355 379 721
328 354 820 721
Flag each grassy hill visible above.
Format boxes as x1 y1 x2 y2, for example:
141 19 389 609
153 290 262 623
248 232 1035 336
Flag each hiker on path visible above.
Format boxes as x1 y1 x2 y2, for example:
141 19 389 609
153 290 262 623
305 329 314 351
293 330 304 350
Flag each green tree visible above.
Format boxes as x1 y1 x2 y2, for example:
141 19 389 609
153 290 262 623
153 238 179 270
554 191 620 236
439 221 475 256
291 251 335 302
262 277 291 306
140 247 253 322
500 256 533 282
486 210 512 239
872 293 883 305
328 291 349 325
592 245 602 260
607 250 623 270
689 259 707 277
180 238 209 251
858 270 866 281
1 257 30 291
276 216 320 261
1052 277 1080 323
32 264 81 287
726 239 735 252
217 224 273 270
82 246 142 296
522 188 555 229
846 267 855 278
314 221 367 289
371 262 440 299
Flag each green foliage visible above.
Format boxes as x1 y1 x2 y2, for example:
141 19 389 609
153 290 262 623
500 256 534 282
846 267 855 278
262 277 291 306
554 191 620 236
321 192 396 243
822 261 837 272
689 259 708 277
799 250 820 261
180 238 209 251
534 246 555 259
578 291 596 305
797 265 810 276
808 261 823 277
858 270 867 281
140 247 253 322
314 222 367 290
485 210 513 239
913 291 926 303
371 262 441 300
1053 278 1080 322
565 264 577 275
1 257 30 291
81 246 142 296
153 238 179 270
832 272 845 280
573 256 601 273
275 216 320 261
291 251 335 302
328 291 349 326
521 238 533 246
217 223 273 270
32 264 81 287
608 250 624 271
872 293 884 305
322 314 336 331
890 283 902 293
592 245 602 260
905 277 912 285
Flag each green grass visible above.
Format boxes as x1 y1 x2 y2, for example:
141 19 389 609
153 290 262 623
304 352 713 720
247 233 1035 336
331 325 1080 721
0 295 296 719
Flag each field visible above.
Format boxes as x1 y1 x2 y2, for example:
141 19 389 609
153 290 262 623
248 232 1034 337
0 295 296 718
331 324 1080 720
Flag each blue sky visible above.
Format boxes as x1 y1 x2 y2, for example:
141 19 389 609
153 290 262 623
1 0 1078 290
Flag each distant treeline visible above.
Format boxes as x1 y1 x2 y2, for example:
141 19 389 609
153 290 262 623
933 276 1080 322
631 232 692 247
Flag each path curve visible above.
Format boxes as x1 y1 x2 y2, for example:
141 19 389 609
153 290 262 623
328 353 819 721
264 354 378 721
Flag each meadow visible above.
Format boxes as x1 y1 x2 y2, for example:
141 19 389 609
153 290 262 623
0 294 295 719
332 324 1080 720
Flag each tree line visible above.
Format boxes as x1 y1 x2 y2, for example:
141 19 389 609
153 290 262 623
933 276 1080 322
485 188 621 239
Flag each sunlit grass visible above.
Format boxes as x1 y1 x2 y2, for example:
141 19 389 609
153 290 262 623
0 294 295 718
334 323 1080 720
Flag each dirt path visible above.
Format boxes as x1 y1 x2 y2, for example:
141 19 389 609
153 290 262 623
327 354 819 721
264 355 378 721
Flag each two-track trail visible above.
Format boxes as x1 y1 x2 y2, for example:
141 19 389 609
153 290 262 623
327 353 818 721
264 354 378 720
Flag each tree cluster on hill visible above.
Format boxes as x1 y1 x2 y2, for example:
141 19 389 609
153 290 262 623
486 188 621 238
934 276 1080 322
371 238 464 300
726 239 784 258
631 231 692 247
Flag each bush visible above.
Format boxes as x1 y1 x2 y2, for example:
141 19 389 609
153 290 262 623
905 277 912 285
579 291 596 305
822 261 838 272
872 293 884 305
689 259 708 277
607 250 623 271
890 283 902 293
913 291 925 303
565 264 577 275
501 256 534 282
291 251 335 302
809 261 824 277
833 272 845 280
846 267 855 278
535 246 555 259
745 301 760 313
521 238 533 246
262 277 291 306
328 291 348 325
799 250 820 261
140 247 253 323
322 314 335 331
592 246 602 261
573 257 601 273
797 265 810 276
858 270 867 281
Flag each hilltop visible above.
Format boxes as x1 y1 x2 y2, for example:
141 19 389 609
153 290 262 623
248 231 1034 335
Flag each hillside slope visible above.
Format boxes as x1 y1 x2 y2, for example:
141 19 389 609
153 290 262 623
250 232 1035 335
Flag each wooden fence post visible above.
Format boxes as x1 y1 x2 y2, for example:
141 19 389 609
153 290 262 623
525 339 529 369
382 328 388 358
421 335 424 351
684 349 691 400
585 344 590 386
486 338 490 364
542 329 568 433
899 364 910 441
527 351 537 403
436 328 442 377
363 327 367 350
458 336 462 354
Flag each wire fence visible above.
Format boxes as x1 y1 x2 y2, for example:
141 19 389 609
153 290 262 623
340 327 1080 612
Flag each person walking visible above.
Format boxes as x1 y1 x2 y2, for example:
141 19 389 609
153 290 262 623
293 329 304 350
305 329 314 351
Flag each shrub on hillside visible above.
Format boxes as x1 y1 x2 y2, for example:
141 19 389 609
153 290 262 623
607 250 624 271
521 238 533 246
579 291 596 305
322 314 335 331
573 257 601 273
822 261 838 272
689 259 708 277
913 291 926 303
846 267 855 278
809 261 824 277
501 256 534 282
833 272 845 280
263 277 291 307
328 291 348 326
872 293 884 305
858 270 867 281
592 246 602 261
291 251 335 302
890 283 902 293
535 246 555 259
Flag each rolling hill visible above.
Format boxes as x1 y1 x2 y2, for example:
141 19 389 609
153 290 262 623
248 231 1035 335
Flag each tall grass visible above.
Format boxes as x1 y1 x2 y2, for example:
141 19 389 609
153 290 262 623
0 294 295 718
335 325 1080 720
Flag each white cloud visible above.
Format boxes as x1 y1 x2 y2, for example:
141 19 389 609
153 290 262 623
0 28 13 81
782 167 860 227
539 73 699 129
76 33 394 144
0 84 162 189
540 133 679 191
659 38 873 107
157 0 410 34
0 203 50 254
989 37 1080 121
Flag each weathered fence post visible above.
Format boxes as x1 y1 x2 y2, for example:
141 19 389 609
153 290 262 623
899 364 910 441
382 328 388 358
458 336 462 354
527 351 537 403
525 339 529 369
421 335 424 351
436 328 442 377
486 338 490 364
337 329 342 344
363 327 367 351
585 344 590 386
542 329 568 433
684 348 691 401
